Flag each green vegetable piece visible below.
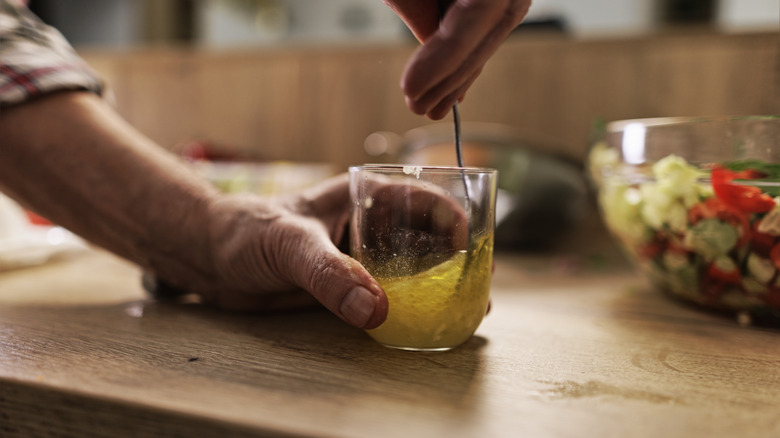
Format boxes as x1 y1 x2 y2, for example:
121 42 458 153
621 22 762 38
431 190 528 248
683 218 738 261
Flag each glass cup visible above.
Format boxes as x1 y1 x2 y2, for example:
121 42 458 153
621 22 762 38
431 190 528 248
349 165 498 351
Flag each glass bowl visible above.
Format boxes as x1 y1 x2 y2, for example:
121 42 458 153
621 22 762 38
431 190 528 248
588 116 780 325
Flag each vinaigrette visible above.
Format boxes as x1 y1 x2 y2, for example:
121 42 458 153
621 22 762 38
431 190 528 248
366 235 493 351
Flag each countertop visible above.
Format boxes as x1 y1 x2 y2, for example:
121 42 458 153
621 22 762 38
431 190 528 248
1 225 780 437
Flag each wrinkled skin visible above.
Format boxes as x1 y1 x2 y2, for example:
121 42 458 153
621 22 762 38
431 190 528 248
201 174 468 330
201 175 382 328
384 0 532 119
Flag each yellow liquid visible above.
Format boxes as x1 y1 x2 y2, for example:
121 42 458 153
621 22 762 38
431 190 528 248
366 236 493 350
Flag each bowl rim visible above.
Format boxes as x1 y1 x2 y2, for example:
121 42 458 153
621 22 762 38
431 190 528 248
606 115 780 132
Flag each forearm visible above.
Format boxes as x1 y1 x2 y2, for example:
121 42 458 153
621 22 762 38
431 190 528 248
0 91 221 291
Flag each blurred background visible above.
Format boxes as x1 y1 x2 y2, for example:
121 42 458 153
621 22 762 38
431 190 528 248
25 0 779 165
22 0 780 250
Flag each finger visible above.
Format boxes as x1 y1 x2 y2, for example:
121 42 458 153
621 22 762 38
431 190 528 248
415 185 469 250
296 174 349 217
290 173 351 242
205 194 386 328
403 1 530 114
401 0 508 102
424 67 482 120
404 23 510 116
289 222 389 329
364 181 468 253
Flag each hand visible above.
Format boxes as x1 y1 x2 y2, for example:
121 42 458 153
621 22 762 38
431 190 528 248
384 0 532 120
196 175 388 330
359 178 469 268
192 173 469 330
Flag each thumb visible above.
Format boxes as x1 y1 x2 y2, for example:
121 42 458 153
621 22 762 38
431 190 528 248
292 227 388 329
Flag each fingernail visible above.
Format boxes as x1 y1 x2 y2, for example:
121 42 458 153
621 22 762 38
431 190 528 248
340 286 377 328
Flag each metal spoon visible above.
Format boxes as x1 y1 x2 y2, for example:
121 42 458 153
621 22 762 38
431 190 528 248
453 102 464 167
438 3 474 280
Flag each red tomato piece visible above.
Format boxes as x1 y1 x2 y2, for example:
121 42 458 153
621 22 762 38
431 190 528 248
706 262 741 285
711 166 775 214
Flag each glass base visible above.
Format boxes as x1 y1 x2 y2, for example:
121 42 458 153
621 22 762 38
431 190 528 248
379 344 456 352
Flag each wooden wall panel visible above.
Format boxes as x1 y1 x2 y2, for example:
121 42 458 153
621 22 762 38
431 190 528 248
460 32 779 161
193 50 309 160
80 32 779 170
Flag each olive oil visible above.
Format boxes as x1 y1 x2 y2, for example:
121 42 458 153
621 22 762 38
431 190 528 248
366 235 493 350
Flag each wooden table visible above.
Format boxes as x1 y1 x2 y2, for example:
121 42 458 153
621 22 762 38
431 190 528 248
1 232 779 437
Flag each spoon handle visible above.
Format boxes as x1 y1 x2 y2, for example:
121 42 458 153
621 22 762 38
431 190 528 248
453 101 464 168
437 1 464 168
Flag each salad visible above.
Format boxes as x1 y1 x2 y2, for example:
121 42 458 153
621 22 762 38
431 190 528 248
590 142 780 319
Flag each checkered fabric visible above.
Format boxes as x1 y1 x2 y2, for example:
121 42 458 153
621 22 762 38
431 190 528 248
0 0 102 109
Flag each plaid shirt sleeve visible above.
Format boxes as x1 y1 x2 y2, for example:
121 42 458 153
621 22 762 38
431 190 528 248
0 0 103 109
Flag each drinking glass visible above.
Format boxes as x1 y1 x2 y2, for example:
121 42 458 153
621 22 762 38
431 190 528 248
349 165 497 351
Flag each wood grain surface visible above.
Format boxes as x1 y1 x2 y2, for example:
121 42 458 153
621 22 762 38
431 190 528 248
1 227 780 437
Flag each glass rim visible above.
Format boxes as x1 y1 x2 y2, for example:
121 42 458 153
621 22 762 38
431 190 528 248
606 115 780 132
349 164 498 175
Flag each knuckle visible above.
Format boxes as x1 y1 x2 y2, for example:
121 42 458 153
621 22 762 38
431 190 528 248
305 254 350 307
460 0 528 27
